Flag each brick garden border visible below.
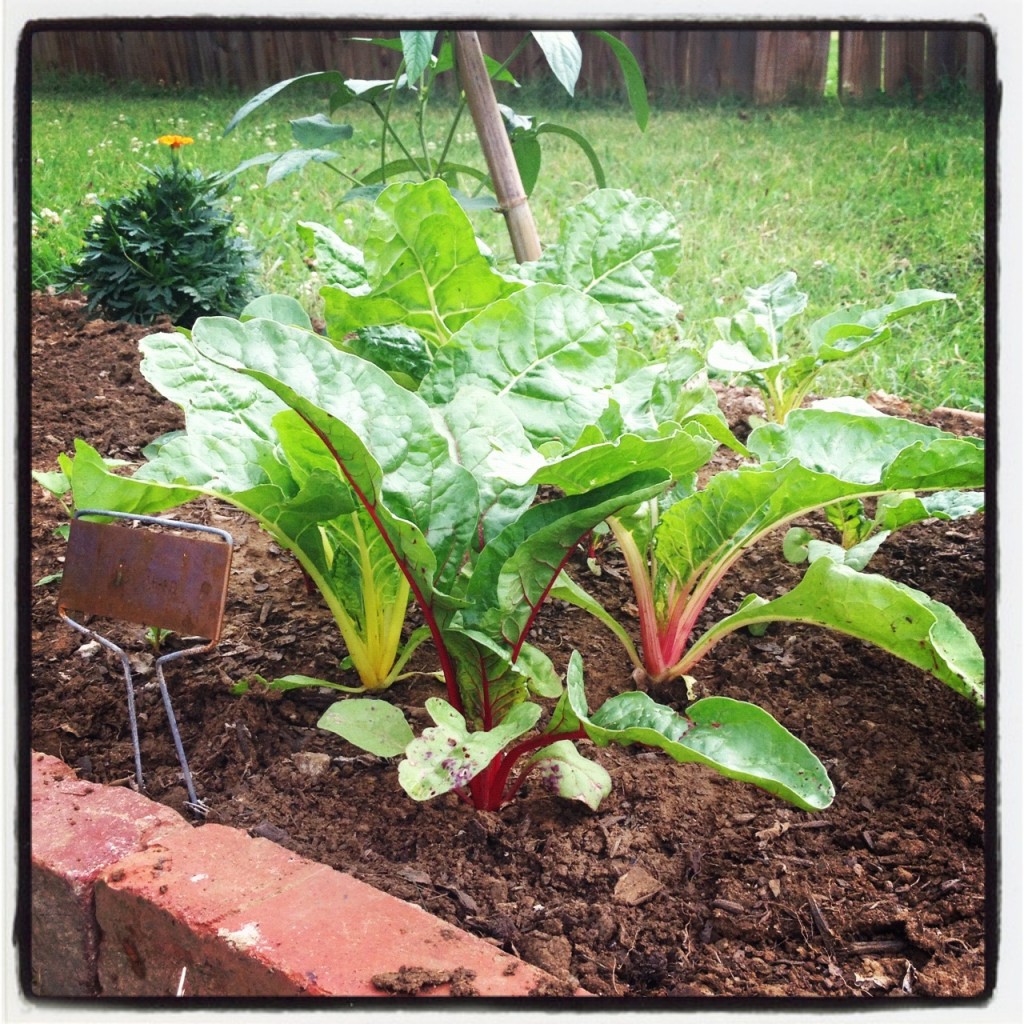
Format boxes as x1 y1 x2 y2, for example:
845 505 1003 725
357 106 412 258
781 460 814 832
27 751 581 1000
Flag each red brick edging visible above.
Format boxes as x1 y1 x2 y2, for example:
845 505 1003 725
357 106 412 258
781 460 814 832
29 751 577 998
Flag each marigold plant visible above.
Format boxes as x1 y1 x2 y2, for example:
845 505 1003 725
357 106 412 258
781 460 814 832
57 136 257 328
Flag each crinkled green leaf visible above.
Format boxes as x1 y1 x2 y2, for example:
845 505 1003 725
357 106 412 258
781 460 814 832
348 325 432 389
512 641 564 700
189 315 479 600
464 472 670 648
438 628 543 730
321 180 522 349
744 271 809 339
524 189 679 339
599 348 744 454
431 384 543 549
240 294 313 331
58 439 196 516
782 525 891 571
656 411 983 606
748 409 984 488
420 283 618 448
655 460 856 589
707 273 807 376
296 220 368 293
136 327 295 494
533 422 716 496
876 488 985 531
701 557 984 706
810 288 954 358
523 740 611 810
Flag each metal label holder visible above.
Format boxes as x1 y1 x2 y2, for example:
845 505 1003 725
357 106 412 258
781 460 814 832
57 509 234 815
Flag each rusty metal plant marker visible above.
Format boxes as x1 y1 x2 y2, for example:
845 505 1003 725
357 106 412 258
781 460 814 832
58 510 234 815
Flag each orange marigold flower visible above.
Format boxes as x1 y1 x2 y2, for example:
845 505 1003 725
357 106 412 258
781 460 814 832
157 134 194 150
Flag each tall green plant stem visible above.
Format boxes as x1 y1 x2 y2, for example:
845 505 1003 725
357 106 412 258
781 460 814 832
454 31 541 262
303 417 464 710
371 84 427 182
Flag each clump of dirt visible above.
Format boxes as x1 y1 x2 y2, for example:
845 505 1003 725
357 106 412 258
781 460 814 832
371 965 478 997
27 291 990 1000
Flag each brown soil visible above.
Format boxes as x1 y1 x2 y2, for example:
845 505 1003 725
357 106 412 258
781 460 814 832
26 291 992 1001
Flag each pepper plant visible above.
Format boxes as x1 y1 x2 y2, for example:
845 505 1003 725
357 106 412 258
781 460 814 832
223 29 648 205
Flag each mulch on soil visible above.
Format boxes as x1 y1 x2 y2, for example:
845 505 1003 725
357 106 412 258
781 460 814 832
26 291 991 999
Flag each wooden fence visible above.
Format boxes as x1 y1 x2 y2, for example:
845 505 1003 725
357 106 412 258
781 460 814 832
29 24 988 104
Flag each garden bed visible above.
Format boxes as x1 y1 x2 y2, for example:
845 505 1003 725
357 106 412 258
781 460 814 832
27 290 990 1000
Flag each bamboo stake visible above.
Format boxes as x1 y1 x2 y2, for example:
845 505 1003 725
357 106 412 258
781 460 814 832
453 31 542 264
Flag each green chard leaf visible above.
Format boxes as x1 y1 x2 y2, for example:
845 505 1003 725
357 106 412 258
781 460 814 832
463 471 672 648
321 179 522 348
420 283 619 449
398 698 542 801
523 189 680 339
748 409 984 489
533 422 717 496
430 384 543 549
522 739 612 810
657 412 983 599
318 698 415 758
297 220 368 293
561 653 834 811
189 314 480 601
240 294 314 331
701 558 984 707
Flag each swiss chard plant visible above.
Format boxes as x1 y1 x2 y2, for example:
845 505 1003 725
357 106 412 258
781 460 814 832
546 403 985 709
705 271 954 424
223 29 649 206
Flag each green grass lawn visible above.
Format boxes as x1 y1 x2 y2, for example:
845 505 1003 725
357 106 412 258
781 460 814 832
28 74 987 411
